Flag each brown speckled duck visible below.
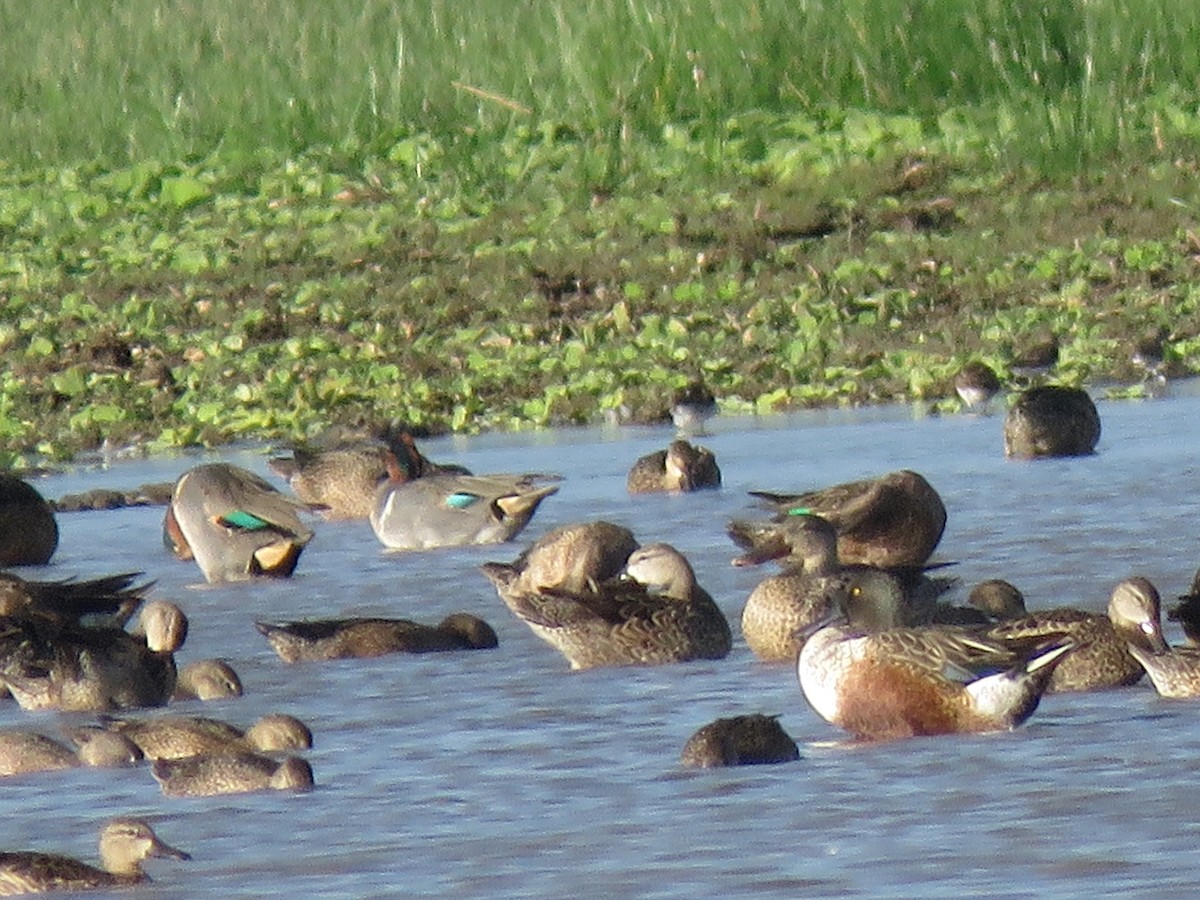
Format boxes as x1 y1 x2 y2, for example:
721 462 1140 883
680 714 800 768
484 521 640 596
483 542 731 670
96 712 311 760
255 613 498 663
627 440 721 494
0 730 141 777
1003 386 1101 459
0 818 189 893
1110 576 1200 698
152 752 314 797
172 658 244 702
0 474 58 566
744 469 947 569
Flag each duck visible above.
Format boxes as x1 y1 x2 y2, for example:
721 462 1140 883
172 658 244 701
743 469 947 569
679 714 800 768
626 440 721 494
255 613 498 662
0 474 58 566
483 542 731 670
482 521 640 596
730 514 954 662
96 712 311 760
670 379 718 434
798 573 1076 741
1109 576 1200 698
370 472 560 551
152 752 314 797
1003 386 1101 459
953 360 1002 413
980 592 1144 692
0 600 189 711
0 730 141 777
0 818 189 893
166 462 316 582
1166 568 1200 646
267 427 470 520
964 579 1028 622
0 571 149 630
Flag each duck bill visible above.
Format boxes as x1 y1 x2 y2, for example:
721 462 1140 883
792 608 847 644
150 836 192 861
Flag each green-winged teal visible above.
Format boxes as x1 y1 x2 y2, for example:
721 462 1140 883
370 472 560 551
1003 386 1101 459
0 571 148 629
953 360 1002 413
0 818 189 893
166 463 316 583
152 752 314 797
626 440 721 494
798 574 1076 740
98 713 311 760
679 714 800 768
256 613 497 663
0 474 58 567
670 379 718 434
172 658 244 701
483 542 731 670
0 600 188 711
1110 576 1200 698
743 469 947 569
485 521 639 596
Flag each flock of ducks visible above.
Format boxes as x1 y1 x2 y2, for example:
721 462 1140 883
0 363 1183 892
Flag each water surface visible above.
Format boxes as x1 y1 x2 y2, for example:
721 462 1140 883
7 386 1200 898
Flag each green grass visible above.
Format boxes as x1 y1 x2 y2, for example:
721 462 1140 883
5 2 1200 465
4 0 1200 172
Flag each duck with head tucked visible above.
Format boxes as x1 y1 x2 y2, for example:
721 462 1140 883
165 462 316 583
798 571 1076 741
679 714 800 768
0 600 189 711
1003 385 1101 459
483 542 731 670
627 440 721 494
483 521 640 597
744 469 947 570
0 818 189 894
255 612 498 663
370 471 560 551
0 474 58 567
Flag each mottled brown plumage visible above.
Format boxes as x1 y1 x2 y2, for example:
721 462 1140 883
626 440 721 494
255 614 498 663
680 714 799 768
152 752 314 797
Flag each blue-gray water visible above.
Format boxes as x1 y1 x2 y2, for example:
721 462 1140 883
6 385 1200 898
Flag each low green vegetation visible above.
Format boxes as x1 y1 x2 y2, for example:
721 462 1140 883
3 1 1200 464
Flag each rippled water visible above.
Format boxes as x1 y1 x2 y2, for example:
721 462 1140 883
7 384 1200 898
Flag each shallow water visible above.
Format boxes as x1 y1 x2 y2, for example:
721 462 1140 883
6 384 1200 898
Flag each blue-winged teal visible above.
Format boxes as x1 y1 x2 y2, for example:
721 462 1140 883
370 473 560 551
152 752 314 797
255 613 498 663
172 658 244 702
627 440 721 494
798 576 1076 741
953 360 1002 413
0 600 189 711
0 818 189 893
1003 386 1101 459
484 542 731 670
670 379 718 434
1110 576 1200 698
99 713 311 760
485 521 639 596
679 714 800 768
0 474 58 567
166 463 316 583
743 469 947 569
